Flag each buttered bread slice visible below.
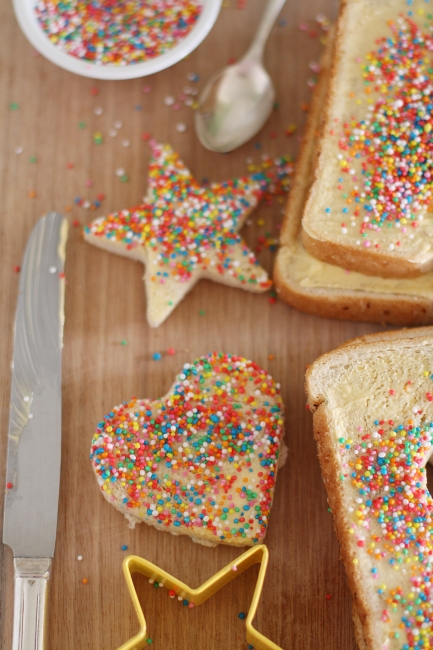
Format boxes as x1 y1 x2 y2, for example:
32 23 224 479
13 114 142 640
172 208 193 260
274 20 433 326
301 0 433 278
306 332 433 650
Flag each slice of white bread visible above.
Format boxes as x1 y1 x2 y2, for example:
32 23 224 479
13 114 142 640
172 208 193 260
274 21 433 326
301 0 433 278
306 330 433 649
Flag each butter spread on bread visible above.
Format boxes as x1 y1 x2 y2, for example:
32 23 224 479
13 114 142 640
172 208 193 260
302 0 433 278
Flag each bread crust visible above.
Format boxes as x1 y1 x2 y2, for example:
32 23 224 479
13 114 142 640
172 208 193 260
352 603 369 650
301 229 429 279
274 254 433 325
311 401 374 650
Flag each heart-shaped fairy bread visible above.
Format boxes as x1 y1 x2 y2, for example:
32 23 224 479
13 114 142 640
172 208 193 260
90 353 285 546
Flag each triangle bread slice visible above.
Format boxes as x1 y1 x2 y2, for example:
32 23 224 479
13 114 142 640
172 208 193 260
273 26 433 325
306 328 433 650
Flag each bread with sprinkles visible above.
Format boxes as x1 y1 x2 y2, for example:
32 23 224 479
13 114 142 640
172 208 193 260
306 330 433 650
84 142 271 328
274 22 433 326
90 352 286 547
301 0 433 279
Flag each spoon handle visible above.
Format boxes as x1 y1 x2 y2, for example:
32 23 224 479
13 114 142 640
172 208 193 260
242 0 287 63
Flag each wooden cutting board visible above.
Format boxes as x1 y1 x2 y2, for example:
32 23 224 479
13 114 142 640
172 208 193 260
0 0 397 648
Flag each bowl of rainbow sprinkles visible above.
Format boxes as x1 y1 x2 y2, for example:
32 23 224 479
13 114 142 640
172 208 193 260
13 0 222 79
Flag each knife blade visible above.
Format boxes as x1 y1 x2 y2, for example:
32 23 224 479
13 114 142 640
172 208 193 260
3 212 68 650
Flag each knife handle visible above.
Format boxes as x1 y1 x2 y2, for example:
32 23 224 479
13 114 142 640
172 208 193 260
12 558 52 650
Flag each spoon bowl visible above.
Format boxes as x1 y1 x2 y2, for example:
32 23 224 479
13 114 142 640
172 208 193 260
195 58 275 153
195 0 286 152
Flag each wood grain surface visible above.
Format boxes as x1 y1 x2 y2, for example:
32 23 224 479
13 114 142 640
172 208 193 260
0 1 406 648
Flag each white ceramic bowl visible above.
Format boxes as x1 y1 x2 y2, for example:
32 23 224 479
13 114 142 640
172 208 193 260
13 0 222 80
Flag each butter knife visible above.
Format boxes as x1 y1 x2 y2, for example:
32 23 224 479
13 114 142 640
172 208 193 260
3 212 68 650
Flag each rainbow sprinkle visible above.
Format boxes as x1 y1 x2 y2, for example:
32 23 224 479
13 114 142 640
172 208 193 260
34 0 202 65
334 13 433 247
339 388 433 648
85 141 271 287
90 353 284 545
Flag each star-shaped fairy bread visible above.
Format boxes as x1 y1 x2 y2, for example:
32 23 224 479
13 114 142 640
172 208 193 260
84 142 271 327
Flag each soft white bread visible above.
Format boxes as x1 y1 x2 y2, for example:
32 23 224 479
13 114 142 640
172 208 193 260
306 332 433 649
274 21 433 326
90 353 286 547
301 0 433 278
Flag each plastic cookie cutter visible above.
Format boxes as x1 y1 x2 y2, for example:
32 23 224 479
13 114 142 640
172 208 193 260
118 544 283 650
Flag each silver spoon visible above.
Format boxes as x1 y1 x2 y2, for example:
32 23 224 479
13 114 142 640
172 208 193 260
195 0 287 153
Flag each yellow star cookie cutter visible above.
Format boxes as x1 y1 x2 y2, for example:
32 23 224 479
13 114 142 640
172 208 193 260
117 544 282 650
